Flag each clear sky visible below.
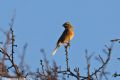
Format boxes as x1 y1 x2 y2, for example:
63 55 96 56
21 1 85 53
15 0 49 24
0 0 120 79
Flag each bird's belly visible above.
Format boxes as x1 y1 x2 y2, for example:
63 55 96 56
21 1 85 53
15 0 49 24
69 31 74 40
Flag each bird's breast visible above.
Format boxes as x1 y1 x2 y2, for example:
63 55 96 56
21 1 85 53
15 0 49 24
69 30 74 40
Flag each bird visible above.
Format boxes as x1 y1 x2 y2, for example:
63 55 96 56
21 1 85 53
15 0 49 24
52 22 74 56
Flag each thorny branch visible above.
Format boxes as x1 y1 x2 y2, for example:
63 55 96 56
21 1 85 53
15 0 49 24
90 44 113 80
0 13 25 79
64 43 70 71
57 43 113 80
85 50 93 80
0 28 23 78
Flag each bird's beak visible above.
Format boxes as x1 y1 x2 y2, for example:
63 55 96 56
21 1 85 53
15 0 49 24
63 23 65 27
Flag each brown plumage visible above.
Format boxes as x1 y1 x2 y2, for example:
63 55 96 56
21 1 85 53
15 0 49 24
52 22 74 56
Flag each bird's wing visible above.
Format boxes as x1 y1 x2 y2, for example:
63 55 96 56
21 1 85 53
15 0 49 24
57 29 69 44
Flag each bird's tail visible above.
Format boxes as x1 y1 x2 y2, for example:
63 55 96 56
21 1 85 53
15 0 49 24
52 46 59 56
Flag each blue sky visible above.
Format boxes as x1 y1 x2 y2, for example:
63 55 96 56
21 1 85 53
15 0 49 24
0 0 120 79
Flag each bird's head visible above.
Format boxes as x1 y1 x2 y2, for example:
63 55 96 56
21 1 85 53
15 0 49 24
63 22 71 29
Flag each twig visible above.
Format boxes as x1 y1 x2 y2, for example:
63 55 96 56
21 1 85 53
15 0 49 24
65 45 69 70
111 39 120 42
58 70 84 80
40 60 45 75
10 28 15 62
90 44 113 78
0 27 24 79
74 68 80 80
113 72 120 77
64 43 70 71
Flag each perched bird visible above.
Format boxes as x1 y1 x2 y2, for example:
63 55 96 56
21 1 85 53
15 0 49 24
52 22 74 56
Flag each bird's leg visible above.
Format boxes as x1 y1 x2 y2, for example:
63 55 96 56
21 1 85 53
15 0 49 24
64 41 70 48
67 42 70 47
67 41 71 49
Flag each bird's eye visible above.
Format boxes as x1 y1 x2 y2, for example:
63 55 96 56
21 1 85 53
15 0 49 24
65 24 68 26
